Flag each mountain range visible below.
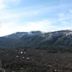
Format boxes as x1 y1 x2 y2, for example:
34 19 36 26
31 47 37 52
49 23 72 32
0 30 72 49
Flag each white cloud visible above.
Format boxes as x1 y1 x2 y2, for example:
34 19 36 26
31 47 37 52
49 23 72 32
16 20 53 32
0 10 39 21
0 19 72 36
0 22 16 36
0 0 20 10
0 20 56 36
0 0 6 9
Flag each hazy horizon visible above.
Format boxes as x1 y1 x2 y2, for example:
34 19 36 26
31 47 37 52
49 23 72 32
0 0 72 36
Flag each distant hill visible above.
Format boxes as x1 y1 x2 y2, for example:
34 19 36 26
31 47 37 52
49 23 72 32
0 30 72 49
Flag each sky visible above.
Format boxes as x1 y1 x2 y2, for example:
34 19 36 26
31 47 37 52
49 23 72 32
0 0 72 36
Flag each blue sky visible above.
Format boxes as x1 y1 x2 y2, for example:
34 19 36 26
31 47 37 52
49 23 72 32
0 0 72 36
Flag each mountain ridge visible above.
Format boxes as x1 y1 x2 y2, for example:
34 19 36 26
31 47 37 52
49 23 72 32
0 30 72 48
